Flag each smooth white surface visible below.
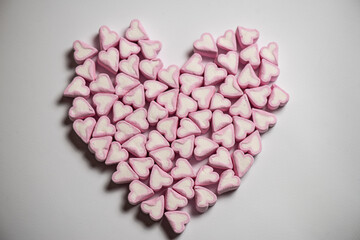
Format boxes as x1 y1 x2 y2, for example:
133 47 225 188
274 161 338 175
0 0 360 240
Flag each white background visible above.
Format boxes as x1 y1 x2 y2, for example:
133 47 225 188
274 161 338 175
0 0 360 239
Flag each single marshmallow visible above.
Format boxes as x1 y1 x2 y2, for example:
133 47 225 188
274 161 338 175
141 195 165 221
204 62 227 86
75 59 97 81
125 108 149 132
98 47 119 74
239 130 262 156
173 177 195 199
88 136 112 161
128 180 154 205
181 53 205 76
138 40 162 59
236 26 259 49
129 157 154 180
122 133 147 157
216 29 237 52
209 147 233 169
125 19 149 42
179 73 203 95
115 73 140 97
156 116 178 142
209 93 231 111
219 75 243 98
194 136 219 160
252 108 277 133
148 147 175 172
216 51 239 75
260 42 278 65
239 44 260 69
171 135 195 158
229 94 252 119
171 159 196 180
119 37 141 59
156 89 179 114
92 116 116 137
99 25 120 50
68 97 95 120
189 110 212 133
233 116 255 141
191 86 216 110
139 58 163 79
232 150 254 178
267 84 289 110
112 161 139 184
147 101 168 125
195 165 219 186
259 59 280 84
105 141 129 165
212 109 232 132
92 93 118 116
165 188 188 211
176 93 198 118
237 63 260 89
73 40 98 64
149 165 173 191
64 76 90 98
164 211 190 234
217 169 241 195
114 121 141 143
158 65 180 89
112 101 133 123
146 130 170 151
89 73 115 94
212 124 235 148
193 33 218 58
119 54 140 79
73 117 96 143
122 84 145 109
177 118 201 138
245 85 271 109
194 186 217 213
144 80 168 101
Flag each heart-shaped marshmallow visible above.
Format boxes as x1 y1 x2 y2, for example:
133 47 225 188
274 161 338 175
156 116 178 142
64 76 90 98
122 133 147 157
171 135 195 158
119 37 141 59
233 116 255 141
144 80 168 101
194 186 217 213
73 117 96 143
259 59 280 84
239 130 262 156
112 101 133 123
112 161 139 184
181 53 204 76
114 121 140 143
149 165 173 191
149 147 174 172
194 136 219 160
105 141 129 165
165 188 188 211
156 89 179 114
217 169 241 195
177 118 201 138
176 93 198 118
252 109 277 133
122 84 145 109
209 147 233 169
69 97 95 120
212 109 232 132
171 159 196 180
146 130 169 151
232 150 254 178
158 65 180 88
267 84 289 110
88 136 112 161
92 93 118 116
119 54 140 79
260 42 278 65
216 51 239 75
193 33 218 58
141 195 164 221
128 180 154 205
89 73 115 94
147 101 168 125
125 108 149 132
209 93 231 111
125 19 149 42
138 40 161 59
189 110 212 133
229 94 252 119
212 124 235 148
239 44 260 69
179 73 203 95
191 86 216 110
164 211 190 234
245 85 271 109
173 178 195 200
204 62 227 86
236 26 259 49
139 58 163 79
75 59 97 81
99 25 120 50
73 40 98 64
219 75 243 98
195 165 219 186
216 29 237 51
115 73 140 97
129 157 154 179
237 63 260 89
98 47 119 74
92 116 116 137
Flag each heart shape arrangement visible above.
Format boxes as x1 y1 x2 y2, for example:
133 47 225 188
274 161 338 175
64 19 289 234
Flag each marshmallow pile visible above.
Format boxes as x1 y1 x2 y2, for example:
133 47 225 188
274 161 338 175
64 19 289 234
